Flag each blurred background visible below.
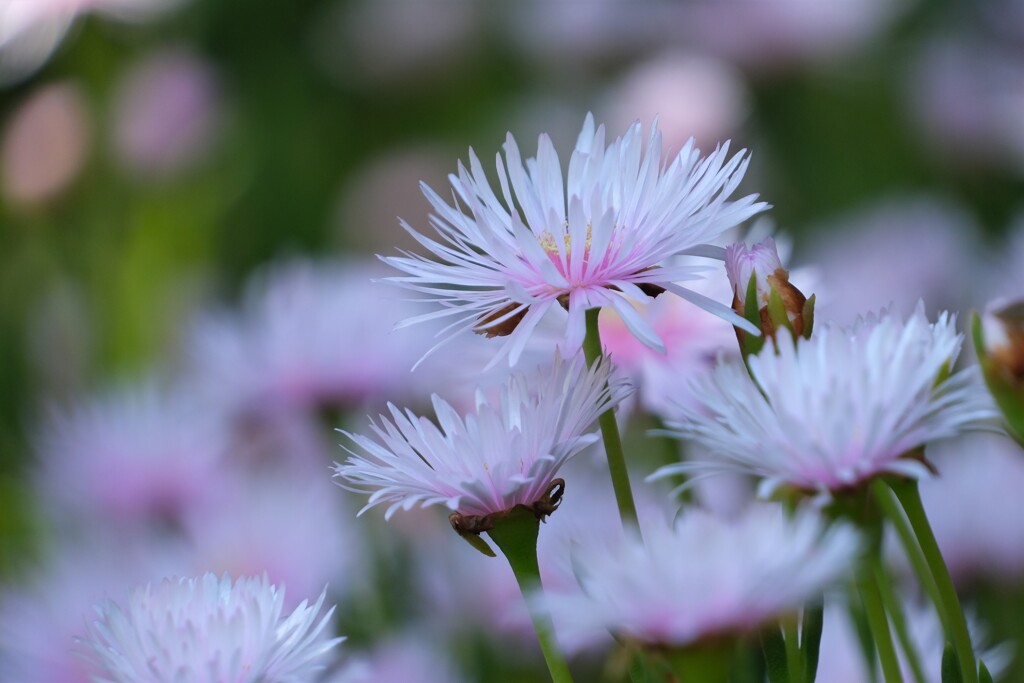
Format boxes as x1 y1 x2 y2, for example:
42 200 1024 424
2 0 1024 681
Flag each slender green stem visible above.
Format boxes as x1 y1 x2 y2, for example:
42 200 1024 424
583 308 638 527
870 480 944 628
663 644 732 683
859 568 904 683
890 479 978 683
784 621 804 683
487 508 574 683
872 555 927 683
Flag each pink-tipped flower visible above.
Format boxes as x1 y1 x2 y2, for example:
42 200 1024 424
543 505 860 652
334 352 630 530
83 573 342 683
383 113 767 367
653 305 997 499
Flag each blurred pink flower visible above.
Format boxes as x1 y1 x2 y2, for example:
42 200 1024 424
310 0 481 86
33 380 228 530
603 51 749 154
678 0 906 72
328 635 466 683
908 40 1024 173
543 505 860 651
188 259 440 423
918 433 1024 583
804 197 981 325
597 272 735 417
83 573 341 683
183 472 361 610
112 47 222 177
1 82 90 206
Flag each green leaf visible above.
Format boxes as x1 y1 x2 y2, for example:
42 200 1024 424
802 294 816 339
459 532 496 557
768 288 794 335
801 603 824 683
761 625 790 683
942 642 964 683
978 660 994 683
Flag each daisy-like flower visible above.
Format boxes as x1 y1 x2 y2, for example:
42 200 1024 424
543 505 859 652
82 573 341 683
333 352 631 526
384 113 767 367
653 304 997 499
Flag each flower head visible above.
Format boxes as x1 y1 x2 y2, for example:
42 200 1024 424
83 573 341 683
653 305 996 498
543 505 859 651
333 352 630 521
384 113 766 367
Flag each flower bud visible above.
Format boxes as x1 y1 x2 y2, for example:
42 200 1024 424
973 300 1024 445
725 237 814 357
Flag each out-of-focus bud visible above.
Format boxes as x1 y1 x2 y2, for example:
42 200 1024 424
973 300 1024 445
725 237 814 357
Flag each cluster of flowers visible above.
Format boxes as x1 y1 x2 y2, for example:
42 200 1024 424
4 113 1024 682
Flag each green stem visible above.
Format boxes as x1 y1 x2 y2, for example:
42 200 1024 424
487 508 575 683
889 479 978 683
859 568 904 683
872 555 927 683
870 480 944 628
784 621 804 683
583 308 639 527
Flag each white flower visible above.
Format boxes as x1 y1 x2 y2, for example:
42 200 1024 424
653 305 996 498
83 573 341 683
543 505 860 651
383 113 766 367
333 352 631 519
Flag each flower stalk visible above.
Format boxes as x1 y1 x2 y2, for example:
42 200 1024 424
583 308 639 528
487 506 575 683
887 478 978 683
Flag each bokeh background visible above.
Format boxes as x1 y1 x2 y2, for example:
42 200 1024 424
2 1 1024 681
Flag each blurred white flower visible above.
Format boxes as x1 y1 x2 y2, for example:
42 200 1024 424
816 596 1007 682
655 305 996 499
383 113 765 367
0 0 184 84
83 573 341 683
0 539 175 683
543 505 860 651
335 352 630 520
